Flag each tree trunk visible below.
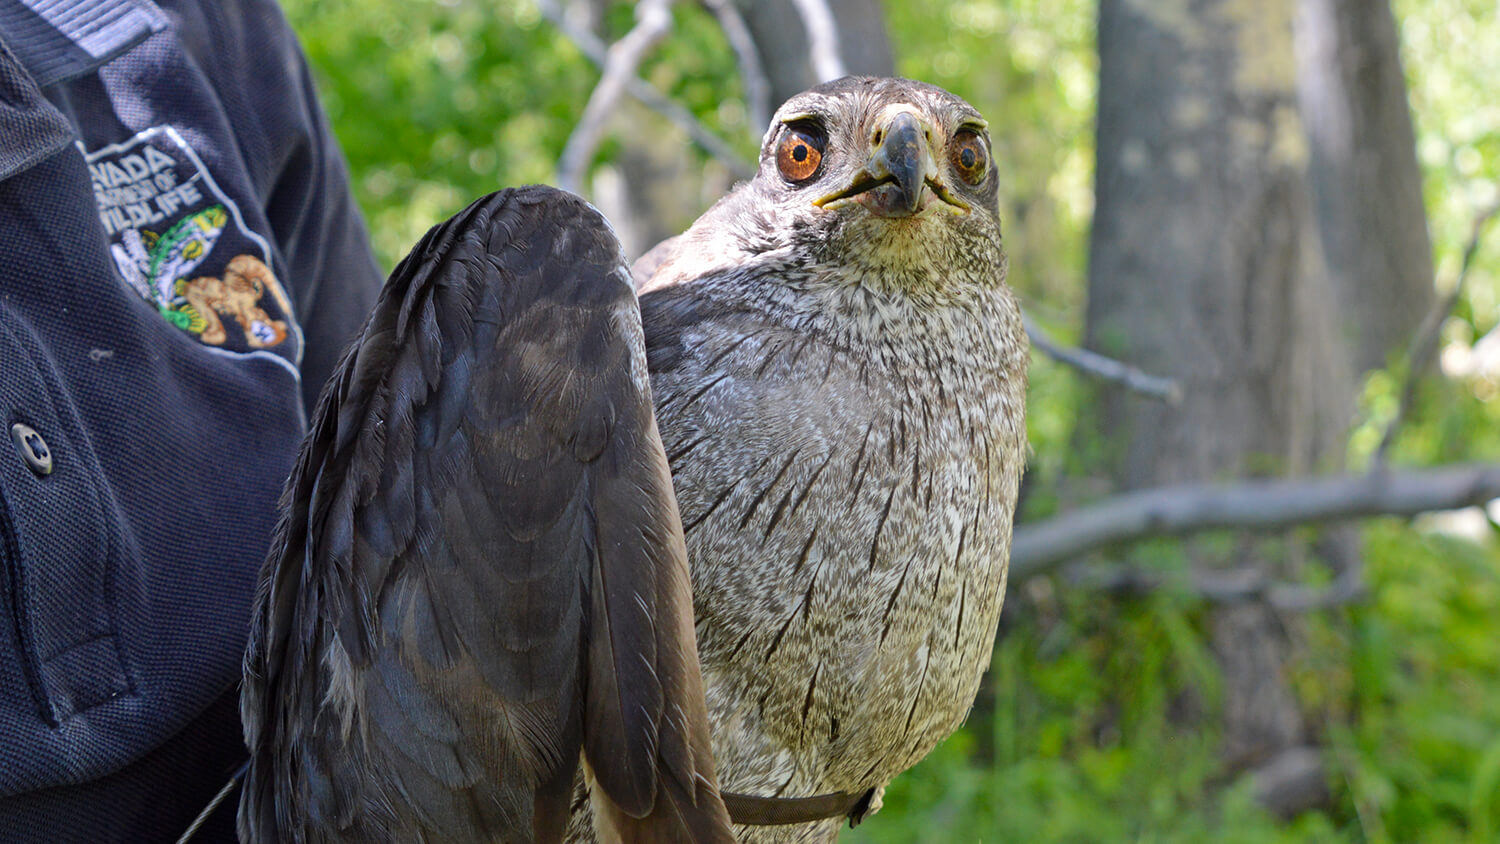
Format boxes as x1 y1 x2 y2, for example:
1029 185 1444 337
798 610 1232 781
1085 0 1355 813
733 0 895 105
1296 0 1434 372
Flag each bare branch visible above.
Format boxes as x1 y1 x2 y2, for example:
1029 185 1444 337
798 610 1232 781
701 0 771 134
1011 463 1500 577
1374 200 1500 465
539 0 756 183
1024 313 1184 404
555 0 675 194
789 0 848 81
1062 560 1365 611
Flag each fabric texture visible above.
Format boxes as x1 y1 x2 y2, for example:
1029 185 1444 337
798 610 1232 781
0 0 382 839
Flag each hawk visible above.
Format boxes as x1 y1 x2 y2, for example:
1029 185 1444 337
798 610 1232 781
239 76 1027 843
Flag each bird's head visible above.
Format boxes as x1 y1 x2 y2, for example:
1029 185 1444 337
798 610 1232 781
639 77 1007 302
764 77 995 217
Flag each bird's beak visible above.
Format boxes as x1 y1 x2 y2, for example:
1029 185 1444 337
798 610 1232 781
814 111 968 217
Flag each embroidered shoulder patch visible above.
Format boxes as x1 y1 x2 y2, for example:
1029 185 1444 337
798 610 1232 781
84 125 302 367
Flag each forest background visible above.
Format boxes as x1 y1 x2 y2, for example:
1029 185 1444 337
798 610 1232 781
278 1 1500 840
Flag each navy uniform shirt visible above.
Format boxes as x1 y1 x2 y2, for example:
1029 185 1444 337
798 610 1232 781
0 0 382 838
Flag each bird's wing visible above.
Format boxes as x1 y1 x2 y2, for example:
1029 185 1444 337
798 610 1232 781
240 187 732 843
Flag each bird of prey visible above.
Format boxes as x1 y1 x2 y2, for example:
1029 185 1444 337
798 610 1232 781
239 76 1027 844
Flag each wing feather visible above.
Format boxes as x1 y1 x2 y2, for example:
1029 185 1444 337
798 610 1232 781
240 186 732 842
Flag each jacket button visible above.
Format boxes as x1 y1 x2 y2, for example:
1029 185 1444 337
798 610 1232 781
10 423 53 476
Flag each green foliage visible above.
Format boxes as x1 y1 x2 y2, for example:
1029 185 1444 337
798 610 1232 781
1350 0 1500 473
1394 0 1500 329
283 0 594 265
848 519 1500 843
1334 523 1500 843
282 0 748 269
1350 365 1500 469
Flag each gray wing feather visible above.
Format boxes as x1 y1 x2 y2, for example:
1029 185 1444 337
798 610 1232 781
240 187 732 843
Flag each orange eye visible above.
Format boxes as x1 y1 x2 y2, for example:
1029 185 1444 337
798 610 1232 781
776 127 824 183
950 130 988 186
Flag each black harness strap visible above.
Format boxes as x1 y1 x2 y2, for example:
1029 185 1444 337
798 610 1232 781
721 786 879 828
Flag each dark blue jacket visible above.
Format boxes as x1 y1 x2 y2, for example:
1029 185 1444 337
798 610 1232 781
0 0 382 838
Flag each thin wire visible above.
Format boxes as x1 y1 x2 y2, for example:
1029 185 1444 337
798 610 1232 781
175 760 249 844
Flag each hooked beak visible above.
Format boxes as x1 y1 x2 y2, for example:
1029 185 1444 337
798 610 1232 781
814 111 968 217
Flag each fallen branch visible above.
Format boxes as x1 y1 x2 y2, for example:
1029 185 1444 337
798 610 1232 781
1024 313 1183 404
556 0 676 195
1374 200 1500 465
538 0 756 183
1011 463 1500 577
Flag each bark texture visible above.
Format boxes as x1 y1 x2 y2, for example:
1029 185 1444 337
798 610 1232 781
1085 0 1358 812
1296 0 1434 372
1088 0 1353 489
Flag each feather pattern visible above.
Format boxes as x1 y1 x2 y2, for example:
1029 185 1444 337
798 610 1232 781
240 187 733 843
569 76 1028 844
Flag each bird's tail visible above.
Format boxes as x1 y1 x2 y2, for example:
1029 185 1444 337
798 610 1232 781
584 755 735 844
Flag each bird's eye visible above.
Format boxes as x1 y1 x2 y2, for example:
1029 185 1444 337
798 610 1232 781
776 126 825 184
949 130 989 186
